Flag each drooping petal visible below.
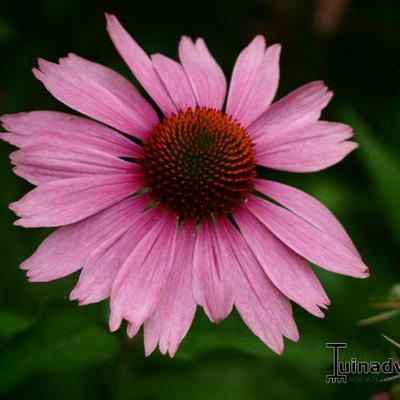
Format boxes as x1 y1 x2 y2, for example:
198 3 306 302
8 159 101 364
226 36 281 128
70 201 158 305
105 13 177 116
247 81 333 142
254 179 360 255
255 121 358 172
33 54 158 140
192 218 234 323
178 36 227 109
10 142 138 185
109 209 178 336
143 221 197 357
245 195 369 278
234 206 330 317
0 111 141 158
21 194 150 282
151 54 197 111
10 172 144 227
257 141 358 173
218 216 299 353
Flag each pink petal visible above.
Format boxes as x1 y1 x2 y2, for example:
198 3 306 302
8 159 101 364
255 121 358 172
143 221 197 357
217 216 298 353
21 194 150 282
105 13 177 116
245 195 369 278
254 179 360 255
0 111 140 158
70 200 158 305
258 140 358 173
226 36 281 128
10 173 144 227
256 120 352 148
109 209 178 335
247 81 333 141
33 54 158 140
369 392 392 400
234 206 330 317
10 142 138 185
192 218 234 323
178 36 227 109
151 54 197 111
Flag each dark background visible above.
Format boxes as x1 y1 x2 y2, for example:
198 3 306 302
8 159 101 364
1 0 400 399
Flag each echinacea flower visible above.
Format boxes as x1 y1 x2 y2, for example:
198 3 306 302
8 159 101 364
1 13 369 357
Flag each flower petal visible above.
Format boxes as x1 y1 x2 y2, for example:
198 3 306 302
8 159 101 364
22 194 149 282
218 216 299 353
245 195 369 278
109 209 178 335
10 142 138 185
226 36 281 128
255 121 358 172
70 200 158 306
143 221 197 357
151 54 197 111
178 36 227 109
254 179 360 255
234 206 330 317
10 173 144 227
0 111 140 158
33 54 158 140
192 218 234 323
105 13 177 116
247 81 333 142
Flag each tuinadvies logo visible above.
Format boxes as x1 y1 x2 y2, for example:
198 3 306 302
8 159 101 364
326 343 400 383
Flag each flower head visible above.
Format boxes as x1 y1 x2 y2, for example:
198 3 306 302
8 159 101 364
1 14 369 357
142 107 256 219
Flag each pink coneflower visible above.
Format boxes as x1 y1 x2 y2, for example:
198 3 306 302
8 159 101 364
1 14 369 356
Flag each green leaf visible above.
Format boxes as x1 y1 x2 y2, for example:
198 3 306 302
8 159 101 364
176 311 334 367
341 107 400 243
0 302 120 394
0 310 34 339
175 311 277 361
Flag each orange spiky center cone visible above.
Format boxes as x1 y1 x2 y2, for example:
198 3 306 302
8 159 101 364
142 107 256 220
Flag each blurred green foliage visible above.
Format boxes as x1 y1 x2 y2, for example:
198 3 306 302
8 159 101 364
0 0 399 399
